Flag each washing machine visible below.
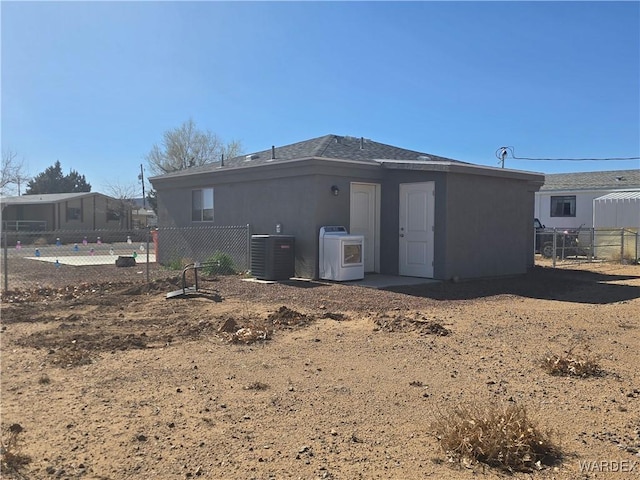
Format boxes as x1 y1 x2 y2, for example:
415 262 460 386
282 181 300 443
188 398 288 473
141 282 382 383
319 226 365 281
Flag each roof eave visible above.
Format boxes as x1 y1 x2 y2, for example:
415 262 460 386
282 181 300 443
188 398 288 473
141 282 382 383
149 156 381 185
376 159 545 182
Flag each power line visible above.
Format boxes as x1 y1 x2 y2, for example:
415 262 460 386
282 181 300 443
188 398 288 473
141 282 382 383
495 146 640 168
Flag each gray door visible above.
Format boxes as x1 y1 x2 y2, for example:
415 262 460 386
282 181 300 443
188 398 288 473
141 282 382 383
399 182 435 277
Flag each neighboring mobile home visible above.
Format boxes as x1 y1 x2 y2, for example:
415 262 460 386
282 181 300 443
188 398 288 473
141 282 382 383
1 192 133 231
534 169 640 229
150 134 544 281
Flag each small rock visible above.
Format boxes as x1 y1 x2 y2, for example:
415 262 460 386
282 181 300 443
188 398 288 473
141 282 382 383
136 434 148 442
9 423 23 434
299 445 311 453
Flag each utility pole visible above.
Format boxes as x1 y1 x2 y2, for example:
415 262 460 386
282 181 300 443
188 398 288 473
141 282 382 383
139 164 146 208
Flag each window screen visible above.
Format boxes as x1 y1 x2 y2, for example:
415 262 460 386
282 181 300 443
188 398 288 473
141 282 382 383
192 188 214 222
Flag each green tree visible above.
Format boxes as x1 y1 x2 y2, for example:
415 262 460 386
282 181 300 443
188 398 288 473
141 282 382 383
146 188 157 214
25 160 91 194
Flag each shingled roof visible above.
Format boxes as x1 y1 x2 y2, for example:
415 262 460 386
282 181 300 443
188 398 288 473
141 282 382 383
150 134 468 180
540 169 640 191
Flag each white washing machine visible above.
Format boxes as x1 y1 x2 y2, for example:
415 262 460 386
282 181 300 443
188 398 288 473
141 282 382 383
319 226 365 281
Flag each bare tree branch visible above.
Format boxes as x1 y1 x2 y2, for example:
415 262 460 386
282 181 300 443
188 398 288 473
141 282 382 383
104 180 138 201
1 149 29 196
104 180 138 229
145 119 243 175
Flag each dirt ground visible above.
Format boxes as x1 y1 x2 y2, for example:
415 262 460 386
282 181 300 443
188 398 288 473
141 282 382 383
1 260 639 479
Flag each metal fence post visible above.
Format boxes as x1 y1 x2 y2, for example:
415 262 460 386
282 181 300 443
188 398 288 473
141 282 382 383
621 229 625 262
246 224 251 273
552 228 557 268
3 230 8 292
146 228 150 283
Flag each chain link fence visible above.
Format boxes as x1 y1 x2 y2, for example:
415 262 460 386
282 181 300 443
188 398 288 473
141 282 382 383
535 227 639 266
155 225 250 271
1 225 251 291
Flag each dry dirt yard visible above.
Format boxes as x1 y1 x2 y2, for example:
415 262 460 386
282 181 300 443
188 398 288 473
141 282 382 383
1 262 639 480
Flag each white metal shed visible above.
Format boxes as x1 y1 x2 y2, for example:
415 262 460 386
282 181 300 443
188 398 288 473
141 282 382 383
593 191 640 229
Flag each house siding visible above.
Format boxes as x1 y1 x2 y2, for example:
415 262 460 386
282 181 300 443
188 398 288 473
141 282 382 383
1 194 131 231
535 188 640 229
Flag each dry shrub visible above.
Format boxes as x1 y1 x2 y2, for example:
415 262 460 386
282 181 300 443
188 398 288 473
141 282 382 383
1 424 31 476
374 314 451 336
541 343 601 377
49 346 93 368
431 401 562 473
231 326 272 344
216 307 310 345
244 382 269 391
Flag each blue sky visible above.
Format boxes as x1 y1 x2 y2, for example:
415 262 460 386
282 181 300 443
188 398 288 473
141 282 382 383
2 1 639 195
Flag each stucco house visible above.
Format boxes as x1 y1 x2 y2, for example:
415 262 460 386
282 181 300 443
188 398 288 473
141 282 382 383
534 169 640 229
1 192 133 231
150 134 544 281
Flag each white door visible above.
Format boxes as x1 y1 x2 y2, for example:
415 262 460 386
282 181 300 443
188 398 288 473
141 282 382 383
350 183 380 273
399 182 435 277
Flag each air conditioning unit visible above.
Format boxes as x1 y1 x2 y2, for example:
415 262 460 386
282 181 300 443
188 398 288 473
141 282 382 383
250 235 295 280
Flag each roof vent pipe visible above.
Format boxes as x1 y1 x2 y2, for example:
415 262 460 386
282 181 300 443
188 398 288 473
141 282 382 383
271 145 276 160
360 137 364 150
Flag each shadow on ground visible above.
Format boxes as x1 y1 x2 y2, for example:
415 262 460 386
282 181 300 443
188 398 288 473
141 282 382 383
385 266 640 305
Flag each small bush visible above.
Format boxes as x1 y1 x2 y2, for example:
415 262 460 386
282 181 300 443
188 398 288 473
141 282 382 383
202 251 236 276
166 258 187 271
431 401 562 473
1 423 31 475
541 343 601 377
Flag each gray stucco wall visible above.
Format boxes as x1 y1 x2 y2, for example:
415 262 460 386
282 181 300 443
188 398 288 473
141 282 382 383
153 159 541 281
154 160 383 278
441 174 536 279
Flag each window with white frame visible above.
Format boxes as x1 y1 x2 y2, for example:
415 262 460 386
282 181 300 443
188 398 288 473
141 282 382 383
192 188 214 222
550 195 576 217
